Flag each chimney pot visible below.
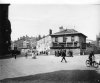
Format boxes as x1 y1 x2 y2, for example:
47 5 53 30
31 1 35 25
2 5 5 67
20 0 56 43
59 26 64 32
49 29 52 35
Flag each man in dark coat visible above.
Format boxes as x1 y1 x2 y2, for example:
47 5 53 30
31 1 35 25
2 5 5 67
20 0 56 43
61 50 67 63
89 51 95 66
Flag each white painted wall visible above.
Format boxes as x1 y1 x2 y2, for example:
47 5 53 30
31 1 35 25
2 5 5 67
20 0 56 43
74 36 79 42
36 36 52 52
66 36 79 42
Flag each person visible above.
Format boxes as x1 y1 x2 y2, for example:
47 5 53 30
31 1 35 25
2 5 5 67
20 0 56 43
32 51 34 58
89 51 95 66
57 51 59 56
32 51 36 59
69 51 73 57
12 49 17 59
25 52 28 58
61 50 67 63
55 51 57 56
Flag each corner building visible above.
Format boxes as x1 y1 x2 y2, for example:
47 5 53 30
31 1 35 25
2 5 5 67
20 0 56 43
36 27 87 55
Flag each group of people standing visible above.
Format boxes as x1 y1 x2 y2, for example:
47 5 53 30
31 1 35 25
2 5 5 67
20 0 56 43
25 51 37 59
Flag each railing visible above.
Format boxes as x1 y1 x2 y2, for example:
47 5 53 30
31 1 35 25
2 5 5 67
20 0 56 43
52 42 79 47
52 42 66 47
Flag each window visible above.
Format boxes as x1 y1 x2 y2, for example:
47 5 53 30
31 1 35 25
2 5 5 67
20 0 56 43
71 36 74 42
55 37 58 42
58 37 63 42
74 43 77 47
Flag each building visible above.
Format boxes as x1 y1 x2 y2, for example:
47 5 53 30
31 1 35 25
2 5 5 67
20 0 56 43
0 4 11 55
85 42 97 54
36 26 87 55
12 36 37 53
36 35 51 54
84 36 100 54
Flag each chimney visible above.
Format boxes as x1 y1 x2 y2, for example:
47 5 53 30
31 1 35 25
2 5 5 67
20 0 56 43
49 29 52 35
59 26 64 32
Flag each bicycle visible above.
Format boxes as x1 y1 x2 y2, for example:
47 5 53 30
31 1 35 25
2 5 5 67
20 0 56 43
86 59 99 68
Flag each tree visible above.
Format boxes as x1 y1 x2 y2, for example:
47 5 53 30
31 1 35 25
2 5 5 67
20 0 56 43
42 35 45 38
37 35 42 40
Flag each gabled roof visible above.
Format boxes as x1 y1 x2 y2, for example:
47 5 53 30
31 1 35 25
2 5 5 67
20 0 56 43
51 29 87 37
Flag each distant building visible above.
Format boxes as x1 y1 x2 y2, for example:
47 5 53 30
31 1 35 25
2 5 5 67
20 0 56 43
12 36 37 52
36 35 51 54
85 42 97 54
36 26 87 55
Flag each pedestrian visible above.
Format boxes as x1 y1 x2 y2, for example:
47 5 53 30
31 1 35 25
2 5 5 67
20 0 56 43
32 51 36 59
89 51 95 66
68 50 73 57
32 51 34 58
70 51 73 57
25 52 28 58
57 51 60 57
61 50 67 63
55 51 57 56
14 50 17 59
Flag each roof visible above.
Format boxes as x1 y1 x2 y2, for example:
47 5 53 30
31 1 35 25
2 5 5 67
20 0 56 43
51 29 87 37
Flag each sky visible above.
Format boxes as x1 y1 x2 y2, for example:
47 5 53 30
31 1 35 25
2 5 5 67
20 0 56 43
1 0 100 4
9 4 100 41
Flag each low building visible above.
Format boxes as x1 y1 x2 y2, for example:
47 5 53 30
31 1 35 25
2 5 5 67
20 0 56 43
12 36 37 54
36 35 52 54
36 26 87 55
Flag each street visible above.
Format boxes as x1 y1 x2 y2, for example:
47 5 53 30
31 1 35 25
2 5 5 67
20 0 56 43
0 54 100 83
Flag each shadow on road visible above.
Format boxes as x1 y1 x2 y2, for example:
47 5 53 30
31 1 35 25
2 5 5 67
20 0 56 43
1 70 100 83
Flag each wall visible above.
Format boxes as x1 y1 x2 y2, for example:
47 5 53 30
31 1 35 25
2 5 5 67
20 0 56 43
36 35 52 53
0 4 11 55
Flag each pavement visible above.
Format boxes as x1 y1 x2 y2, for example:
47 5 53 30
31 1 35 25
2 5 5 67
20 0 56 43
0 54 100 83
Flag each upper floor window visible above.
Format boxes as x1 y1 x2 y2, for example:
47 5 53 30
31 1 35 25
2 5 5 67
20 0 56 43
58 37 63 42
55 37 58 42
71 36 74 42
